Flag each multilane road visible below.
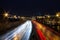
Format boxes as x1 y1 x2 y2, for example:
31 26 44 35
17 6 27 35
0 20 32 40
0 20 60 40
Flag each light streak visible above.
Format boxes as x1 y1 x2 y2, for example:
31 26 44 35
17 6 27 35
0 20 32 40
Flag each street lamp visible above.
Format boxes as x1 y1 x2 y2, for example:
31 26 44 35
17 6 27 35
56 12 60 17
4 12 9 17
56 14 59 17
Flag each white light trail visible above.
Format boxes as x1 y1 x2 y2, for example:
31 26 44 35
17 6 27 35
0 20 32 40
21 20 32 40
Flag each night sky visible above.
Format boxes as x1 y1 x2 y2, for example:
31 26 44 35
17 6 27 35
0 0 60 16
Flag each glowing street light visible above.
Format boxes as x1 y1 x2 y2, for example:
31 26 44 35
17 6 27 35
56 12 60 17
4 12 9 17
56 14 59 17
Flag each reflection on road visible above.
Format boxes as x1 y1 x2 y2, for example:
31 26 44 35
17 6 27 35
0 20 32 40
32 20 60 40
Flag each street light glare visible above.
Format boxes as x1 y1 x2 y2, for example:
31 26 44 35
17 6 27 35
4 13 9 17
56 12 60 17
56 14 59 17
5 13 8 16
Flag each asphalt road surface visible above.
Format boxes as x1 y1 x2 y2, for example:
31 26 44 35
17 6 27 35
0 20 32 40
0 20 60 40
32 20 60 40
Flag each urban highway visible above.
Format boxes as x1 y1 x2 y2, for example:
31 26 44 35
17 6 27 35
0 20 60 40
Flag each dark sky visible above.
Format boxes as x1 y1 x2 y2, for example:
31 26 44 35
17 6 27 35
0 0 60 16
